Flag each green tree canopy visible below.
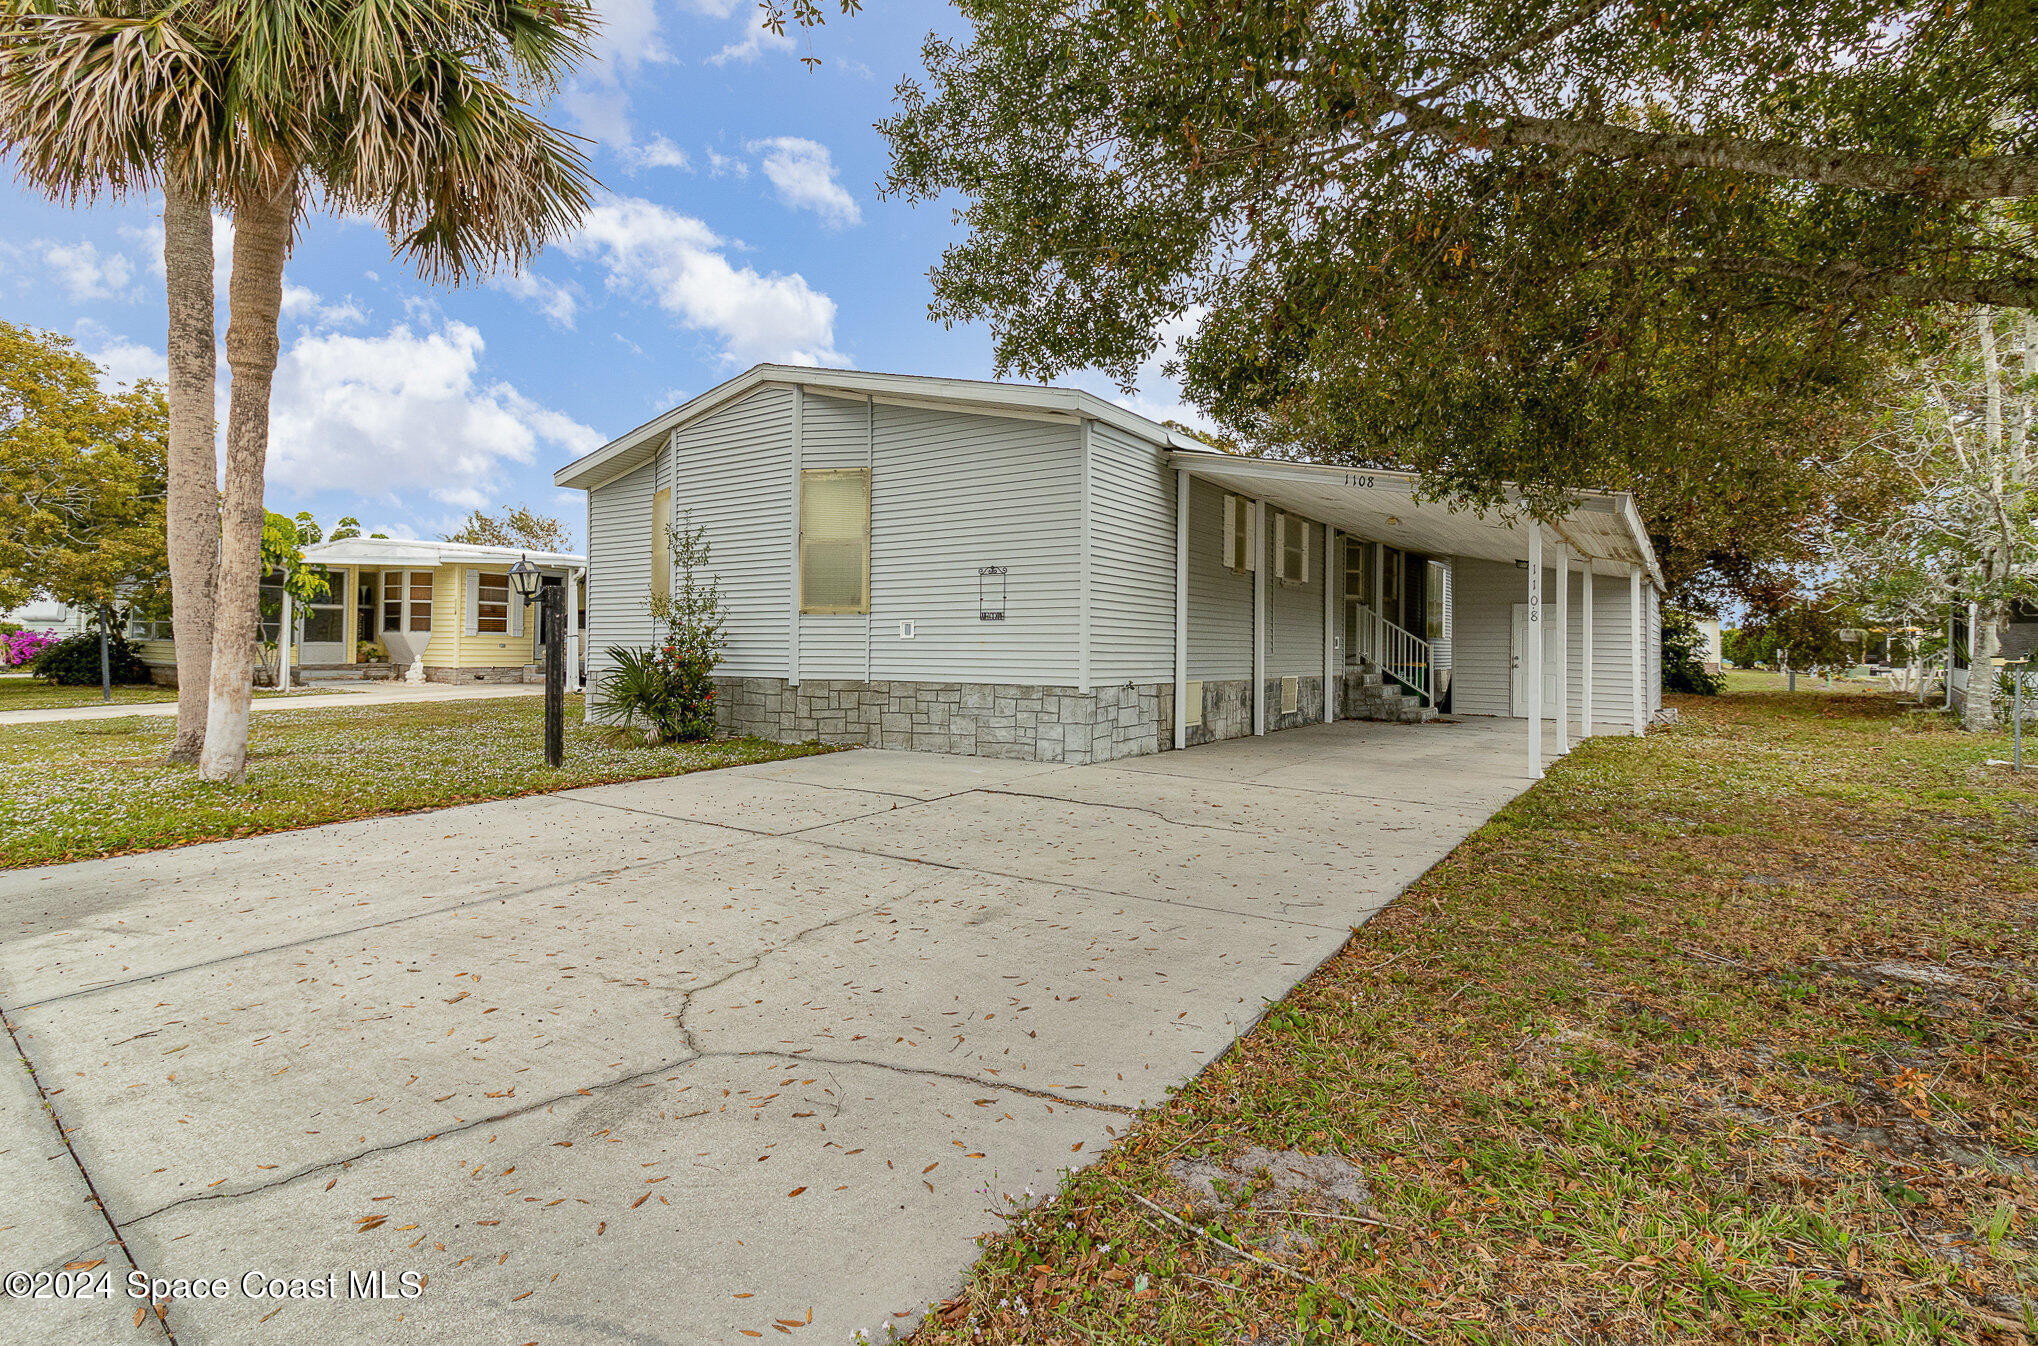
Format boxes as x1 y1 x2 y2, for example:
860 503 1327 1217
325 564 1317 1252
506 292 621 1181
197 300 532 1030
0 321 168 615
878 0 2034 598
442 504 573 552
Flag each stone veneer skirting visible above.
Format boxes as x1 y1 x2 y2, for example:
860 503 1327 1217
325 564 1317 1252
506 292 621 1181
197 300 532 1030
426 665 542 685
714 678 1177 764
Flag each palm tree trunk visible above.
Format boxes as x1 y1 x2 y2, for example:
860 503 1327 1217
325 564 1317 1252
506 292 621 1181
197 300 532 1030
198 186 294 783
163 182 218 763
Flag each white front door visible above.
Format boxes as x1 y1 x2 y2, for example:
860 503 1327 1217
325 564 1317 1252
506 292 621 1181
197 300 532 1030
1511 603 1560 717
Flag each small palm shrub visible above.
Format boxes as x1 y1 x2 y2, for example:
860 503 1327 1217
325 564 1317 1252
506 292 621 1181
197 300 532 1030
31 630 152 685
593 646 719 743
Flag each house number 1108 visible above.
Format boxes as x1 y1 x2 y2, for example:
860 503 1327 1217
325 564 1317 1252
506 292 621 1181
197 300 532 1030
1341 473 1376 488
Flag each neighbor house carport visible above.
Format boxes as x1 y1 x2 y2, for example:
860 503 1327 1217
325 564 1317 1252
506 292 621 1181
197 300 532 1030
1167 450 1667 777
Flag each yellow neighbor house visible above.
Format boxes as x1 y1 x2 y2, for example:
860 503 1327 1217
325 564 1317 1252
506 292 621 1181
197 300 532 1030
130 538 587 686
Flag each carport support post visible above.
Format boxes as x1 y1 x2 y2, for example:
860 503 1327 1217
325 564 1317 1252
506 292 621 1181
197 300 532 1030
1581 566 1595 737
1630 565 1645 735
1526 526 1543 778
1252 498 1267 735
1174 466 1189 750
1322 524 1337 723
1553 541 1568 755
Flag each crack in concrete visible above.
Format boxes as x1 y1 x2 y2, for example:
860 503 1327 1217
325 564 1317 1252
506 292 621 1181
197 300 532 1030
4 1006 176 1344
120 1051 705 1228
4 830 780 1014
701 1048 1138 1115
973 785 1381 839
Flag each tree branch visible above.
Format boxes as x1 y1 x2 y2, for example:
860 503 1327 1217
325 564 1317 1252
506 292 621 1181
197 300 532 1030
1386 98 2038 202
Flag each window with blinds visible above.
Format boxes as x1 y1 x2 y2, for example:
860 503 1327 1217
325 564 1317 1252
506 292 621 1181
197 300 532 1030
651 488 673 605
382 570 404 633
800 469 870 614
408 571 434 631
477 572 510 633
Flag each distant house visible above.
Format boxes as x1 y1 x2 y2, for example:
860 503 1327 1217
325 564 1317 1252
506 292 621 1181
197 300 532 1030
3 600 90 635
129 538 586 686
1695 618 1724 672
554 366 1667 773
1949 600 2038 713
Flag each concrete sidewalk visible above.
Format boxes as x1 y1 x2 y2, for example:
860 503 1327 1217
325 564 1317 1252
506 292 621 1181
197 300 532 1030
0 717 1555 1345
0 680 547 727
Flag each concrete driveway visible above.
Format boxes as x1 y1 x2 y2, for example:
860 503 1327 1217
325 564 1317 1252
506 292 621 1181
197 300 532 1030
1 717 1548 1345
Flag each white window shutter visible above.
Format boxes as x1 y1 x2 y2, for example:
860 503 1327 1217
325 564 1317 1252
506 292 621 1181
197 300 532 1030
510 587 525 639
1243 499 1257 572
1222 494 1238 570
464 569 480 636
1300 519 1311 585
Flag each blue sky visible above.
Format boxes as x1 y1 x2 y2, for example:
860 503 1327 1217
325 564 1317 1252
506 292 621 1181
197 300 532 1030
0 0 1198 549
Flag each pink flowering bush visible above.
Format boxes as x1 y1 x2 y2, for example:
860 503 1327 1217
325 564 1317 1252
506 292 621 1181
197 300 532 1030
4 629 59 668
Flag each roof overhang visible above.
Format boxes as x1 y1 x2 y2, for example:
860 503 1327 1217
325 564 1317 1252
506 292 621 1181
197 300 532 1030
302 538 585 569
1170 450 1664 585
552 364 1213 493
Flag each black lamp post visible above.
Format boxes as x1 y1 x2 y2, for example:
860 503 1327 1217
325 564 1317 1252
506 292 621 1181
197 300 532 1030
509 555 565 768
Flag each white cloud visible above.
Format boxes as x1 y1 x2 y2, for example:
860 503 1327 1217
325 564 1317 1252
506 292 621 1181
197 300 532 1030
495 270 581 329
560 196 843 367
282 283 368 330
264 320 602 509
625 135 693 172
747 136 862 227
77 329 169 392
36 240 135 302
708 17 794 64
705 148 750 179
587 0 668 72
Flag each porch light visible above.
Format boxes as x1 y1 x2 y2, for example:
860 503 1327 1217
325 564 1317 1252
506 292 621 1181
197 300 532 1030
508 554 542 605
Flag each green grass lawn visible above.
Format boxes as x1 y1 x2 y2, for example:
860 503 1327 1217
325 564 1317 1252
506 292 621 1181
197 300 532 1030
0 697 829 868
922 684 2038 1343
0 675 331 712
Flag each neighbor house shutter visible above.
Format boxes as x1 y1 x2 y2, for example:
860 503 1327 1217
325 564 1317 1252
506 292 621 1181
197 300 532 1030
1222 494 1238 570
464 569 480 636
510 585 525 639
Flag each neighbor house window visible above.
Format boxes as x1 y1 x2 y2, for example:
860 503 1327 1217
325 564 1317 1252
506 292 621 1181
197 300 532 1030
800 468 870 614
1273 512 1309 584
1221 493 1256 573
126 613 173 640
382 570 404 632
477 572 510 634
651 487 673 606
407 572 434 631
1425 559 1449 643
384 569 435 632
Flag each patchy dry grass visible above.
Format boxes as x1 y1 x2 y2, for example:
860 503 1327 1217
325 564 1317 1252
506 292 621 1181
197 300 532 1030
0 697 829 868
920 686 2038 1344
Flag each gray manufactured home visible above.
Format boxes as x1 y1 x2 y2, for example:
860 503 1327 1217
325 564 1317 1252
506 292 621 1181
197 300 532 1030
554 366 1666 776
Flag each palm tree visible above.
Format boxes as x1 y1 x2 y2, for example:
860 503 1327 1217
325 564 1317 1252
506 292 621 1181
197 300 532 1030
1 2 236 761
3 0 598 781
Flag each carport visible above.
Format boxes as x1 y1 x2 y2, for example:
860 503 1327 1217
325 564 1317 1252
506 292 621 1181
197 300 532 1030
1168 450 1667 776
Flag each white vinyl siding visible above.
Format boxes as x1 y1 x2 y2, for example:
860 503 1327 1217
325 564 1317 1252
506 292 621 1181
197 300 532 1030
866 401 1083 683
584 457 656 685
1086 422 1177 683
798 393 873 677
667 387 796 678
1186 476 1253 679
1444 558 1518 717
1266 508 1325 676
